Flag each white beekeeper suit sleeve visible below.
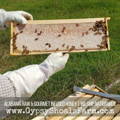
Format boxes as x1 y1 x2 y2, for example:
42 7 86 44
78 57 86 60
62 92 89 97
3 52 69 97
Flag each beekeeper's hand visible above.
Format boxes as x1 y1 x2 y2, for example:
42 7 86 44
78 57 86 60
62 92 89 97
3 52 69 97
41 52 69 77
0 9 33 29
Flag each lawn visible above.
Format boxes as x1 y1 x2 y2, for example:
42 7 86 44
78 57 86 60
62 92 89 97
0 0 120 119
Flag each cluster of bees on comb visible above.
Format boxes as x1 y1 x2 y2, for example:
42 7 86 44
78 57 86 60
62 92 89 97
12 20 108 55
44 21 108 53
13 29 30 55
44 25 86 52
22 45 29 55
12 26 44 55
12 31 27 54
91 20 108 49
12 32 18 51
81 20 108 49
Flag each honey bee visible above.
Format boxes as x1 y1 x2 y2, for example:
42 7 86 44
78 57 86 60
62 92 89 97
58 34 61 37
62 44 65 47
66 45 69 49
20 31 23 33
13 46 17 50
22 45 29 55
69 46 75 52
85 31 88 35
80 45 84 47
45 43 49 45
25 50 30 54
102 36 107 40
56 48 59 51
100 39 108 48
94 31 102 35
35 38 38 41
22 45 26 49
89 28 93 31
76 24 79 27
45 43 51 48
61 27 66 33
37 31 43 36
35 29 37 33
82 33 84 36
13 32 19 41
13 33 19 38
97 44 104 49
13 42 17 50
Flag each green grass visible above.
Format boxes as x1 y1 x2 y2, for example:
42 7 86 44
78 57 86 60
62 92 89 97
1 0 120 119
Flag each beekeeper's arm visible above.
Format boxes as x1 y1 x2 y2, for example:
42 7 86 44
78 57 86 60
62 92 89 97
0 9 33 29
3 53 69 97
0 9 69 98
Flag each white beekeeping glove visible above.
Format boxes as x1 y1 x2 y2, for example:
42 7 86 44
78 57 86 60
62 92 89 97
3 52 69 97
40 52 69 77
0 9 33 29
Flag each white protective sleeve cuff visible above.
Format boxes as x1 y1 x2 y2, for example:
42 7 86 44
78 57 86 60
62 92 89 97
3 64 49 97
2 53 69 98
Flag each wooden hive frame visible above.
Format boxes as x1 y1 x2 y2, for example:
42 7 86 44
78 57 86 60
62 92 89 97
32 84 120 120
10 17 110 55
